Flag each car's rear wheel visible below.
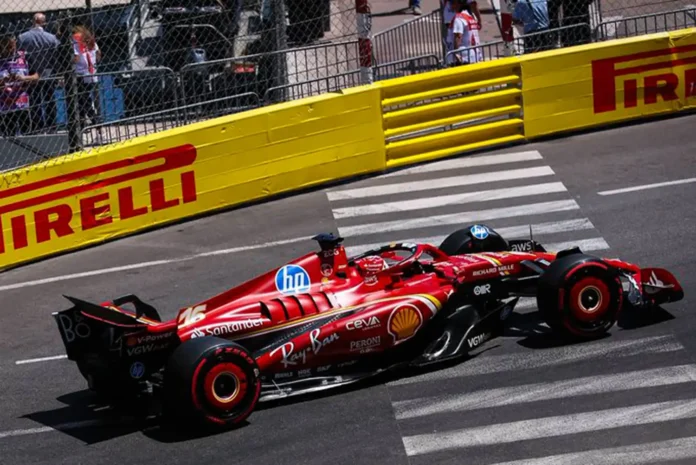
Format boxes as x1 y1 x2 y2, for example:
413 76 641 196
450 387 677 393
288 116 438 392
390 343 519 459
439 224 509 256
536 253 623 339
163 336 261 428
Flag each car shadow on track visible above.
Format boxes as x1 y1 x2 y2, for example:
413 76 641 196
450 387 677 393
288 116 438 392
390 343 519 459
21 389 253 444
21 390 148 444
503 305 676 350
21 306 677 444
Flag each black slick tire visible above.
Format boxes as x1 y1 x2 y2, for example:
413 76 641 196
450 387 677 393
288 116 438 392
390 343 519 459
536 253 623 340
162 336 261 429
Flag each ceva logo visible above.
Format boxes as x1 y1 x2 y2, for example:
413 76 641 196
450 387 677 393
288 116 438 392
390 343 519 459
275 264 311 295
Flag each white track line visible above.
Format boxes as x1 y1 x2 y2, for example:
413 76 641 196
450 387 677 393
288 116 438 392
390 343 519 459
338 199 580 237
488 435 696 465
402 398 696 456
388 335 683 386
0 419 106 440
393 364 696 419
598 177 696 196
541 237 610 253
332 182 568 219
381 151 543 178
15 355 68 365
0 236 311 293
327 166 555 200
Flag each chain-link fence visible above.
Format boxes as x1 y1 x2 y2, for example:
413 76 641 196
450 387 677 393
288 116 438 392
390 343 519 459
1 0 695 186
0 0 359 180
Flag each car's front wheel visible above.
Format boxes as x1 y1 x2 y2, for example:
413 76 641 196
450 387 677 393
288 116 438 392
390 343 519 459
536 253 623 339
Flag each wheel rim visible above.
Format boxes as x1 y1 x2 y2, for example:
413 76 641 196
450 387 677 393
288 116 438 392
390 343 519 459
203 363 248 411
212 372 240 403
578 286 603 313
568 277 611 323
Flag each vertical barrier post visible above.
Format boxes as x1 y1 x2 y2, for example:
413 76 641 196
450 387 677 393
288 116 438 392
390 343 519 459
357 0 373 84
273 0 289 92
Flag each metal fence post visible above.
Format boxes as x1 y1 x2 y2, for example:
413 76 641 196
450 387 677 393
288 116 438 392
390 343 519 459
272 0 289 93
357 0 373 84
65 72 82 153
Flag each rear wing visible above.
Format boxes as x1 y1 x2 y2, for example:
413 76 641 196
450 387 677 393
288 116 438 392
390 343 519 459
52 296 151 361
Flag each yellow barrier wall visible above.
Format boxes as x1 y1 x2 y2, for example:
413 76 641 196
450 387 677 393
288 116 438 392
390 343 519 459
522 28 696 138
0 86 385 270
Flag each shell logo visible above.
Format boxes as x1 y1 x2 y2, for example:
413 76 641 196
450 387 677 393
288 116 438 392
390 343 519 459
388 304 423 343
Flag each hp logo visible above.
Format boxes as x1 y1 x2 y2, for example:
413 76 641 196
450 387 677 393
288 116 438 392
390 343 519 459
275 265 311 295
130 362 145 379
470 224 489 240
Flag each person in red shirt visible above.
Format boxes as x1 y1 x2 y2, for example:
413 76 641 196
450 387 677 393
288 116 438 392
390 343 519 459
449 0 483 66
443 0 482 59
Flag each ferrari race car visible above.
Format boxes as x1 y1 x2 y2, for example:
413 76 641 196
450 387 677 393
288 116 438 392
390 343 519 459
53 225 684 428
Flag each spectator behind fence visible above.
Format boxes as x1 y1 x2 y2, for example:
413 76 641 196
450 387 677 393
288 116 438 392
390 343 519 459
449 0 483 66
443 0 482 60
511 0 554 53
0 32 39 137
17 12 60 132
71 24 102 128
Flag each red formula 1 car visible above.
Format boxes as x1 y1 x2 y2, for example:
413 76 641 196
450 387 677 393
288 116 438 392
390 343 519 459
53 225 684 428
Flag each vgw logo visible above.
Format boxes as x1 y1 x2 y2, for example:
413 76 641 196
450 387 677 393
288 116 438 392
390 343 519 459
275 264 311 295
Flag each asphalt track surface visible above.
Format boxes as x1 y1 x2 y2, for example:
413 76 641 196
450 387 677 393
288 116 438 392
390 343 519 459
1 113 696 465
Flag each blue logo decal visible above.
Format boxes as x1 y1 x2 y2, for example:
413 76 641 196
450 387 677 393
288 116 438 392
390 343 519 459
470 224 490 240
130 361 145 379
275 264 311 295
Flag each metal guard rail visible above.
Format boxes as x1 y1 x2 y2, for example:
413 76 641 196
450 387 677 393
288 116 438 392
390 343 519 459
379 59 524 168
593 7 696 41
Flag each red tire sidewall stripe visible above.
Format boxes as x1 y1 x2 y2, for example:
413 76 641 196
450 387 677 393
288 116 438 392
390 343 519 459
191 358 208 411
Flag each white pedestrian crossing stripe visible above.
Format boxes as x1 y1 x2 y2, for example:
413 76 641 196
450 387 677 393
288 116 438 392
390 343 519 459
327 166 555 200
392 364 696 419
488 436 696 465
339 199 581 237
402 398 696 456
380 150 543 178
331 182 568 219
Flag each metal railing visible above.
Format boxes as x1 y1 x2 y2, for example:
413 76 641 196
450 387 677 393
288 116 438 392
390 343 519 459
263 70 361 104
594 7 696 41
445 24 591 64
179 40 360 107
82 92 262 148
372 9 445 65
374 55 444 81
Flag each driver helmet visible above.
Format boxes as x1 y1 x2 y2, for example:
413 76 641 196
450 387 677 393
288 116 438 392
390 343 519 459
355 255 388 275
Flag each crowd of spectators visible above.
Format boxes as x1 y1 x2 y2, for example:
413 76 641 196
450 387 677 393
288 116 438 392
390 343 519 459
0 12 102 137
